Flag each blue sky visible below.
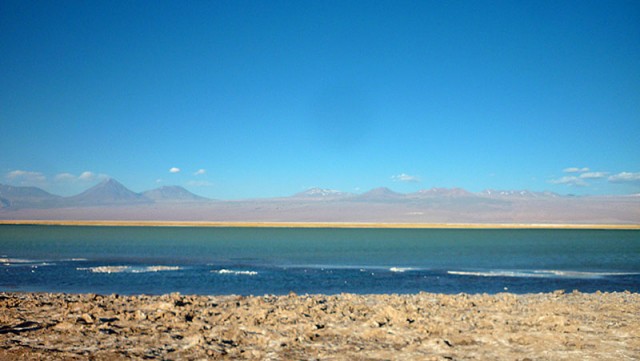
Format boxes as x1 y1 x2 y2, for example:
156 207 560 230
1 0 639 198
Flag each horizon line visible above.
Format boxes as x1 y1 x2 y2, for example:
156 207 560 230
1 220 639 230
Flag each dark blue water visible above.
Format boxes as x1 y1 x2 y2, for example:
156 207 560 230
1 225 639 295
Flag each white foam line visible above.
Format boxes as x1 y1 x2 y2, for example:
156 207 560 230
448 270 639 279
131 266 182 273
77 265 183 274
0 257 38 264
215 269 258 276
77 266 130 274
389 267 414 273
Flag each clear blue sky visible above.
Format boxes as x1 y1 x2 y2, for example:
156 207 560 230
1 0 639 198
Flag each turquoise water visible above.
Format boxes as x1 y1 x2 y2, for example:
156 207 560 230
1 225 639 295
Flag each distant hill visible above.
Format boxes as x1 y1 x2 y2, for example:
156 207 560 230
142 186 208 202
0 179 211 209
65 178 151 206
480 189 560 199
292 187 353 200
410 187 476 198
355 187 404 201
0 196 10 208
0 184 62 208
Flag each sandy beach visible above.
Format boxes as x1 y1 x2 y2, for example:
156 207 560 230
1 291 638 360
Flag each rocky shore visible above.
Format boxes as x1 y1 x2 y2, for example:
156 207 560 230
1 291 638 360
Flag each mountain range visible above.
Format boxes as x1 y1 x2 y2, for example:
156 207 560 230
0 178 205 209
1 178 639 224
290 186 561 202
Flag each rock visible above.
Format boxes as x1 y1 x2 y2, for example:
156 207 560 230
99 317 119 323
180 334 203 350
76 313 94 325
132 310 147 320
52 321 75 331
0 321 42 334
98 327 118 335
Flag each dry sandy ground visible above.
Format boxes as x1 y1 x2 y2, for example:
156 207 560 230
1 291 638 360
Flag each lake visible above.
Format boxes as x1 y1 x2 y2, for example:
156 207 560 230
1 225 638 295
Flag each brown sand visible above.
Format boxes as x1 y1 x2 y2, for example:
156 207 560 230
1 291 638 360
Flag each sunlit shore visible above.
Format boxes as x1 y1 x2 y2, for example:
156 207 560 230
1 219 639 229
1 291 639 360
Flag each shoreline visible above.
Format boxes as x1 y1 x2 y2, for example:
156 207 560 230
1 290 638 360
2 219 639 229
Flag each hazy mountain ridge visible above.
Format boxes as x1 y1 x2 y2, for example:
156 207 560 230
142 186 209 202
0 179 634 208
0 179 638 224
355 187 404 201
411 187 475 198
66 178 151 206
0 179 207 209
0 184 61 200
0 184 62 208
480 189 561 198
292 187 354 200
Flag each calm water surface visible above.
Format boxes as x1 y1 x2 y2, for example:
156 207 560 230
1 225 638 295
